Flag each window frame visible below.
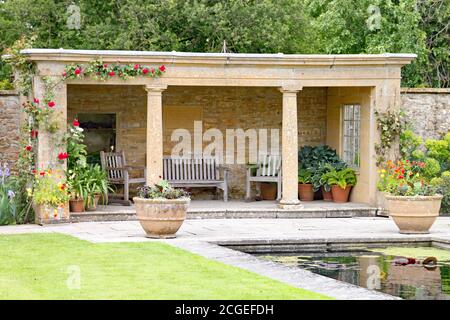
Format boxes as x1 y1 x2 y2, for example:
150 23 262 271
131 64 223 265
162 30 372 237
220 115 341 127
341 104 361 169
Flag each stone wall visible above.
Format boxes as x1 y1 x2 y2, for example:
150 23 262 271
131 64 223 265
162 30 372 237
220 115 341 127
401 88 450 140
68 85 327 198
0 90 20 166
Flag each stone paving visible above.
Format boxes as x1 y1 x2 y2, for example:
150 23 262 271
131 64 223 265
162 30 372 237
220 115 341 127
1 217 450 300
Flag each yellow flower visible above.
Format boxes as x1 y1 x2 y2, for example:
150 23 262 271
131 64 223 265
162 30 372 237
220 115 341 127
381 169 386 173
380 174 385 178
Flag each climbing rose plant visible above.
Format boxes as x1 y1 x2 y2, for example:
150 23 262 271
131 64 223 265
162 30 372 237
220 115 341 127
63 59 166 81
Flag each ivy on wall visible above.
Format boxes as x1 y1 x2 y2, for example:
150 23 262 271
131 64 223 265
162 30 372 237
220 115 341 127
374 108 406 166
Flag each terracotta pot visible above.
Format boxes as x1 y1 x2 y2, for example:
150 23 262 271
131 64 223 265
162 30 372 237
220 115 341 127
69 198 85 212
321 187 333 202
331 185 352 203
86 194 101 211
133 197 190 239
385 195 442 234
260 182 277 200
298 184 314 201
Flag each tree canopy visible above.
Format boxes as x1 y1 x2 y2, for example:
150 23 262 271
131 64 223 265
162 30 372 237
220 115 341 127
0 0 448 87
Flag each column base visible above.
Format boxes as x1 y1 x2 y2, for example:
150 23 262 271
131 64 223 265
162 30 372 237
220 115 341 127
278 199 303 210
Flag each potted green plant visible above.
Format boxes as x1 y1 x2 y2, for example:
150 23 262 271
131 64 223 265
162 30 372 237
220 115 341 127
133 180 190 239
67 168 88 212
299 145 347 200
321 167 357 203
84 164 113 211
378 159 443 234
298 169 314 201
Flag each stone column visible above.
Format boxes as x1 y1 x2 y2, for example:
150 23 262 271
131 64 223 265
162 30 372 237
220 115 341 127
33 74 69 224
279 87 302 208
145 84 167 185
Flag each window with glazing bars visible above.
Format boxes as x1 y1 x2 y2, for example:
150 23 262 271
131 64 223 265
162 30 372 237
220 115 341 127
342 104 361 168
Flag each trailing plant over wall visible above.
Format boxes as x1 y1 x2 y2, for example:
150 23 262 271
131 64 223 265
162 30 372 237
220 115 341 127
374 108 406 166
63 59 166 81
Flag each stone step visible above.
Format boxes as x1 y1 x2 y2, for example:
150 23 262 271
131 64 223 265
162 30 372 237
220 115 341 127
70 207 377 223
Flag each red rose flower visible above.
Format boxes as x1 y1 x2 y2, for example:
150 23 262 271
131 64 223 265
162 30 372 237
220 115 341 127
25 145 32 151
142 68 149 74
58 152 69 160
398 175 404 179
31 169 37 175
39 171 46 176
48 101 55 108
159 65 166 72
75 68 81 75
108 71 115 76
103 64 108 68
33 98 39 104
30 130 38 138
134 64 140 70
73 119 80 127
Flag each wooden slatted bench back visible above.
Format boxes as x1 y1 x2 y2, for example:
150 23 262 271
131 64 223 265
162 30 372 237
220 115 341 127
100 151 126 182
256 154 281 177
163 157 220 181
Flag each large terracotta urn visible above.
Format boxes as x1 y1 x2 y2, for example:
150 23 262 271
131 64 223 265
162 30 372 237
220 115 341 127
385 195 443 234
133 197 190 239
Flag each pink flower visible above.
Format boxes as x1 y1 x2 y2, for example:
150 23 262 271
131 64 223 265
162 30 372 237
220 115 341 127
62 71 67 77
134 64 140 70
33 98 39 104
74 68 81 75
48 101 55 108
142 68 149 74
159 65 166 72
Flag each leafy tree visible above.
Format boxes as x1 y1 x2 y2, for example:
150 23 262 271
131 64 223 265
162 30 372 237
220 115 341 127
0 0 447 87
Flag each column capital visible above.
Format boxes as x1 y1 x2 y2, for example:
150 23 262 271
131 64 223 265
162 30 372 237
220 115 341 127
279 85 303 94
145 84 168 93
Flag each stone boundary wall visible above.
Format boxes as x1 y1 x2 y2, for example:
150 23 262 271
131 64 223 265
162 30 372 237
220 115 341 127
401 88 450 140
0 90 20 166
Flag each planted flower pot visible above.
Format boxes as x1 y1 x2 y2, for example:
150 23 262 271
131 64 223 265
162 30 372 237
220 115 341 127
69 198 85 212
260 182 277 200
321 187 333 202
385 195 443 234
331 185 352 203
133 197 190 239
86 194 101 211
298 184 314 201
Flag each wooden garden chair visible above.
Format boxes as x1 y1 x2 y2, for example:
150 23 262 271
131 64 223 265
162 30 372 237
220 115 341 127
100 151 147 205
246 154 282 201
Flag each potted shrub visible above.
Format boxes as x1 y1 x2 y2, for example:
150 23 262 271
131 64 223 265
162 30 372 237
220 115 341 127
378 159 443 234
321 167 357 203
133 180 190 239
84 164 113 211
299 145 347 200
298 169 314 201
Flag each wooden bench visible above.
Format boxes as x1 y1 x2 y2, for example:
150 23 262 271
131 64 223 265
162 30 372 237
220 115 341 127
246 154 282 201
163 156 229 201
100 151 147 205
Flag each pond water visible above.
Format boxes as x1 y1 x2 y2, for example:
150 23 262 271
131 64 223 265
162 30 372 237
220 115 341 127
259 249 450 300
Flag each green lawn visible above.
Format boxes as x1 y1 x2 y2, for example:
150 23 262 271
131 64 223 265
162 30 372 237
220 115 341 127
0 233 329 300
